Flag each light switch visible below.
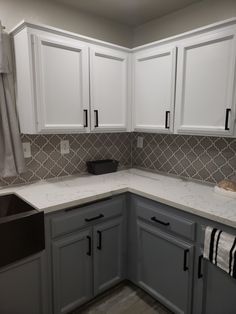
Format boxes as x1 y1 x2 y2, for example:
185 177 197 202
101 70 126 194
60 140 70 155
22 142 32 158
137 136 144 148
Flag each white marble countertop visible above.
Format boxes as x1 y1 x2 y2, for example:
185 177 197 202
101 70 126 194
1 169 236 228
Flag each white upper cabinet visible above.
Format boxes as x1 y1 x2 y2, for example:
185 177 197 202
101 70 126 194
133 46 176 133
13 20 236 136
89 46 129 132
33 34 90 133
175 27 236 136
14 29 90 134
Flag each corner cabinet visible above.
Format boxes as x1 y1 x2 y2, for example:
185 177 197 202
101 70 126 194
90 46 129 132
175 26 236 136
132 46 176 133
129 195 195 314
13 25 130 134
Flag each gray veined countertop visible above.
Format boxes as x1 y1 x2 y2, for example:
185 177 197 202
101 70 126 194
0 168 236 228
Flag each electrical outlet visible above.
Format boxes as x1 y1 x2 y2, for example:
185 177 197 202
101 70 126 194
22 142 32 158
137 136 144 148
60 140 70 155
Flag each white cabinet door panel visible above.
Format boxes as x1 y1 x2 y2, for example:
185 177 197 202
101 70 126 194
133 47 176 132
90 47 128 131
175 28 236 136
33 35 90 133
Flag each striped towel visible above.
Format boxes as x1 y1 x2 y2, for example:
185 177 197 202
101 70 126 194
204 226 236 279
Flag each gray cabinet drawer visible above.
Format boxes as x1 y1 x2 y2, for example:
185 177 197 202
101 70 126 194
51 196 125 238
134 198 195 241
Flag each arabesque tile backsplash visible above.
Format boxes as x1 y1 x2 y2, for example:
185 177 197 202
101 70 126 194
132 133 236 184
0 133 132 186
0 132 236 187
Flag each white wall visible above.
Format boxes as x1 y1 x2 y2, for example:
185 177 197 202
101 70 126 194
0 0 133 47
133 0 236 47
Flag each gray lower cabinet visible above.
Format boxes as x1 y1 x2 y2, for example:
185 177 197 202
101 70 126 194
0 252 47 314
48 195 126 314
194 225 236 314
46 193 236 314
199 259 236 314
93 217 124 295
52 228 93 314
137 221 194 314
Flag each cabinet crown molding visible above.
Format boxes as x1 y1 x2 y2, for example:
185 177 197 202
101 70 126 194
10 17 236 52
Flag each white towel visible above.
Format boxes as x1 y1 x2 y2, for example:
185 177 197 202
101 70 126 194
204 226 236 278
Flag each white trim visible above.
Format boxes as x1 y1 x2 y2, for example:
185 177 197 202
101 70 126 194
10 18 236 53
132 17 236 52
10 20 130 52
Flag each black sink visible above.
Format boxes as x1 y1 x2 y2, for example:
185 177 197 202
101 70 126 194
0 194 36 218
0 194 45 268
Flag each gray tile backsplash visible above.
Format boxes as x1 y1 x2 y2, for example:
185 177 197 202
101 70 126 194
1 132 236 187
0 133 132 187
132 133 236 183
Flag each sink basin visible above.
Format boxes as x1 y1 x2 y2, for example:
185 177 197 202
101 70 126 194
0 194 36 218
0 194 45 268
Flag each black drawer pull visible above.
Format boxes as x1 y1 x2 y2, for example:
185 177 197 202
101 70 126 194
86 236 92 256
85 214 104 222
198 254 203 278
97 230 102 250
225 108 231 130
94 110 99 127
183 249 189 271
165 111 170 129
151 216 170 226
84 109 88 128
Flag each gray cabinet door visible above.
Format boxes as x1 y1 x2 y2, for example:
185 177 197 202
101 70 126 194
93 217 124 295
52 228 93 314
137 221 194 314
0 253 47 314
197 258 236 314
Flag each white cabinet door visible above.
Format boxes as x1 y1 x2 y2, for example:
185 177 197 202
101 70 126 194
133 46 176 133
33 35 90 133
175 28 236 136
89 46 129 132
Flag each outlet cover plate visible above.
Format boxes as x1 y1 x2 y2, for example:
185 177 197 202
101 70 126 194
60 140 70 155
22 142 32 158
137 136 144 149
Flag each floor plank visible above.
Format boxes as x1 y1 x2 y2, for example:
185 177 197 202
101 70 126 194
71 283 173 314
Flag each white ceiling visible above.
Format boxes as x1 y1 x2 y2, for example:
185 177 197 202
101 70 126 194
52 0 202 26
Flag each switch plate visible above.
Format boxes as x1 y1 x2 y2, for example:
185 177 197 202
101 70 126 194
60 140 70 155
137 136 144 148
22 142 32 158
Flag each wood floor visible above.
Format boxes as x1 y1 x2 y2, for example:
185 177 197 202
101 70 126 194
71 283 173 314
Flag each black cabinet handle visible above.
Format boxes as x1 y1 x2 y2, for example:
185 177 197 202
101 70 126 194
94 110 99 127
165 111 170 129
151 216 170 226
83 109 88 128
97 230 102 250
183 249 189 271
198 254 203 278
225 108 231 130
85 214 104 222
86 236 92 256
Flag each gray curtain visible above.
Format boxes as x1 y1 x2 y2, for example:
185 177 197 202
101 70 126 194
0 27 26 177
